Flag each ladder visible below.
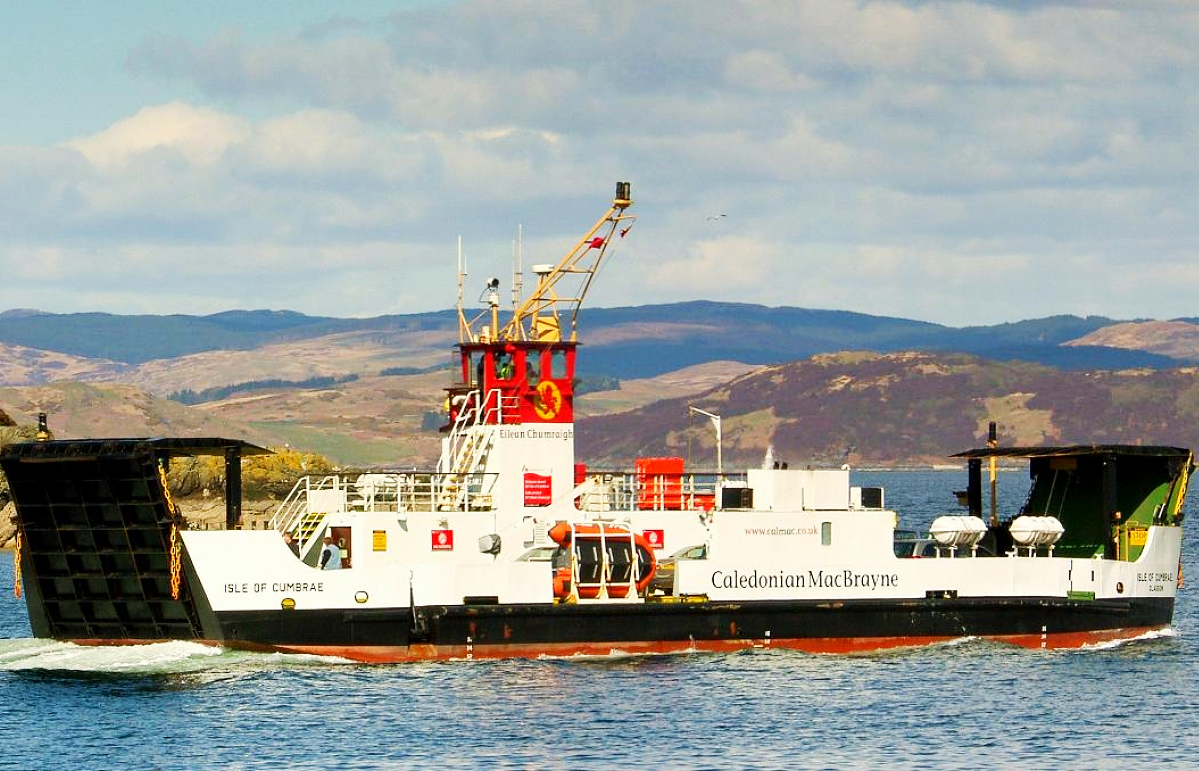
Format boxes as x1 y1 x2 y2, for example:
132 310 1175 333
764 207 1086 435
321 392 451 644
437 388 503 509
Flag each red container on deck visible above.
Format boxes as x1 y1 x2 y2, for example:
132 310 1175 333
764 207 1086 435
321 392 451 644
636 456 684 510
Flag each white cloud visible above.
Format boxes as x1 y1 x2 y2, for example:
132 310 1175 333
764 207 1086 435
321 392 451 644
647 236 780 295
1 1 1197 326
67 102 250 168
725 50 820 93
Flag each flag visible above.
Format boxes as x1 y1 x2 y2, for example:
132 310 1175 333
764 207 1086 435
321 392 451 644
587 237 605 249
620 226 632 238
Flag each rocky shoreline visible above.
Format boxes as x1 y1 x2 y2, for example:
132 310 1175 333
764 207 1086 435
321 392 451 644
1 502 14 549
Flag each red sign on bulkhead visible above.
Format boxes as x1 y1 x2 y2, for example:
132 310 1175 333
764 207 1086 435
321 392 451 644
431 529 454 551
524 472 552 506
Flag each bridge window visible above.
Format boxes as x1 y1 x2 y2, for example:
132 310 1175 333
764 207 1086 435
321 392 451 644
526 349 541 383
551 349 568 379
467 351 484 386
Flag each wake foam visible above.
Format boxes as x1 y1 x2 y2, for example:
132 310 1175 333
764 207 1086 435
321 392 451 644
0 638 348 674
0 638 224 674
1077 627 1179 652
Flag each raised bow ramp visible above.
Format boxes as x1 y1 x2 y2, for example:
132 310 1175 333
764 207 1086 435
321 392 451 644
2 438 268 642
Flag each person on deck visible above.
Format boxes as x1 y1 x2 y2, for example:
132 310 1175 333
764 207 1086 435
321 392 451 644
320 535 342 570
283 531 300 558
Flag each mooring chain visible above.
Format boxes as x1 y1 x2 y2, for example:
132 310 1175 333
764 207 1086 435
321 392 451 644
169 522 182 600
158 460 184 600
12 531 21 599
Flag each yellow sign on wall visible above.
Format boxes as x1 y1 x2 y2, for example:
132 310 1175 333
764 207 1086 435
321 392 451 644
372 530 387 551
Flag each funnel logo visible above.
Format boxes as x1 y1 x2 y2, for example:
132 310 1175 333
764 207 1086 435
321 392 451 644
534 380 563 420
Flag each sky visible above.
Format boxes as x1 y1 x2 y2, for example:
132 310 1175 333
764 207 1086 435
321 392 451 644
1 0 1197 327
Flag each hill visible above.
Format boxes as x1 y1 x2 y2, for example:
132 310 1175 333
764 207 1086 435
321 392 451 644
578 305 1183 376
4 302 1199 470
0 361 745 467
0 308 457 367
1 304 1188 396
1067 320 1199 362
5 350 1198 470
575 351 1199 468
102 328 455 395
0 381 280 448
0 342 130 384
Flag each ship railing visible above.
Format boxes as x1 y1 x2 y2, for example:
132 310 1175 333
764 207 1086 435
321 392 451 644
437 388 506 508
270 474 349 556
270 470 501 537
346 470 499 512
575 471 743 512
271 475 345 533
433 470 500 512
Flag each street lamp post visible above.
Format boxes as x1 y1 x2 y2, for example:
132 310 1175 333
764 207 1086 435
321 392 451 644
688 406 722 479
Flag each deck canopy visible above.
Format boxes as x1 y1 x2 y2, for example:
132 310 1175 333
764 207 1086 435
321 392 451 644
950 443 1192 560
1 437 271 533
0 436 271 460
952 444 1191 461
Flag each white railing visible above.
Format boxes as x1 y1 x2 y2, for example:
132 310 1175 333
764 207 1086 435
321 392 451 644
574 472 744 512
267 470 500 539
270 475 344 533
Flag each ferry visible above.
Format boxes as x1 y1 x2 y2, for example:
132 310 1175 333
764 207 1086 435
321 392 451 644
2 183 1191 661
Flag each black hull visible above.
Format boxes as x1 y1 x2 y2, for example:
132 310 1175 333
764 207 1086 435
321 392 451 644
205 595 1176 661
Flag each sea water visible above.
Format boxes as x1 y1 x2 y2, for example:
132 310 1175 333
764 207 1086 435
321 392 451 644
1 471 1197 770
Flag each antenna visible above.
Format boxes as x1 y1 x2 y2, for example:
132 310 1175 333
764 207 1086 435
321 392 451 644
457 236 465 301
456 236 471 343
512 224 523 310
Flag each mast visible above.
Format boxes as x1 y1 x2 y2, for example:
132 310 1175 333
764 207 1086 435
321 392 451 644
498 181 634 343
456 236 471 342
439 184 635 504
455 182 635 345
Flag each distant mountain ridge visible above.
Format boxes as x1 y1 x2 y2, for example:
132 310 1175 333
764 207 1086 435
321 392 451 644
576 350 1199 468
0 303 1189 390
6 349 1198 469
576 303 1178 376
0 308 457 365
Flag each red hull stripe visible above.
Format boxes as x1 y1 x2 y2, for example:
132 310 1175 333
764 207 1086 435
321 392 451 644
65 626 1167 663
